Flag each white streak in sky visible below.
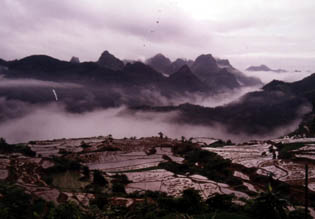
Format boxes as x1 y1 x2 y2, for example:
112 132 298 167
52 89 58 101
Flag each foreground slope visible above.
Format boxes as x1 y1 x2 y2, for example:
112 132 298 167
0 135 314 218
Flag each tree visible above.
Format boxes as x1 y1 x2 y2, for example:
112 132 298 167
93 170 108 186
248 187 289 219
81 166 90 180
206 193 234 211
47 202 82 219
158 132 164 139
181 136 186 143
178 188 203 214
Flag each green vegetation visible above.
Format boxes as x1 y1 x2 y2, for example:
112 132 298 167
93 170 108 186
47 202 83 219
160 142 241 186
51 171 89 192
44 156 81 174
208 139 234 147
111 174 130 194
80 141 91 149
42 156 84 187
247 189 288 219
1 137 313 218
89 193 108 210
0 179 310 219
113 166 160 173
94 146 121 152
276 142 315 159
145 147 157 155
206 194 234 211
82 166 90 180
158 132 164 139
0 138 35 157
0 181 86 219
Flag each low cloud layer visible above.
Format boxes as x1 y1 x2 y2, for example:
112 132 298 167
172 86 261 107
0 75 311 144
0 76 82 88
243 70 313 84
0 103 304 144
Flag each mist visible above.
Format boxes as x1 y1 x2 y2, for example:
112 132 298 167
0 103 303 144
0 70 311 144
243 70 313 84
171 86 261 107
0 76 82 88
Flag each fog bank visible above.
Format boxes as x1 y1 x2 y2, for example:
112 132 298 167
0 104 301 144
243 70 313 84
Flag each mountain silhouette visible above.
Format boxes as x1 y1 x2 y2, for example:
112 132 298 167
97 50 124 71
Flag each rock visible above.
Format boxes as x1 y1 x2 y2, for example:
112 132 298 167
246 64 287 73
57 192 68 203
41 160 54 169
70 56 80 63
34 188 60 203
97 50 124 70
168 65 209 92
191 54 220 80
146 53 172 74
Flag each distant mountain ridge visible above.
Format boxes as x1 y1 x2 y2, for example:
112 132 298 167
246 64 287 73
0 58 7 66
70 56 80 63
146 53 262 91
4 50 262 93
1 51 214 109
145 53 172 74
132 72 315 135
168 65 209 92
1 50 315 138
97 50 124 71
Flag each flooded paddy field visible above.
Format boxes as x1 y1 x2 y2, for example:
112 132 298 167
1 135 315 215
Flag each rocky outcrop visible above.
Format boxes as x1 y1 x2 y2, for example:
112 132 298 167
70 56 80 63
146 53 172 74
246 65 287 73
97 50 124 71
168 65 209 92
191 54 220 80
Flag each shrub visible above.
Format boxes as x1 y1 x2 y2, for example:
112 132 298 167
0 182 53 219
206 193 234 211
0 138 35 157
82 166 90 179
112 183 126 194
47 202 82 219
179 188 203 214
90 194 108 209
80 141 91 149
288 209 312 219
172 142 198 155
45 157 81 173
247 191 289 219
93 170 108 186
111 174 130 185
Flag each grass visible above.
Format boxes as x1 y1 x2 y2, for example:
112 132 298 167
52 170 89 192
110 166 161 173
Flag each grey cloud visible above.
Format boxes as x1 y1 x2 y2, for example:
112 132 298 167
0 0 314 69
0 104 301 144
0 0 212 60
0 77 82 88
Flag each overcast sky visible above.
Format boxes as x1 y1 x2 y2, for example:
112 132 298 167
1 0 315 70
